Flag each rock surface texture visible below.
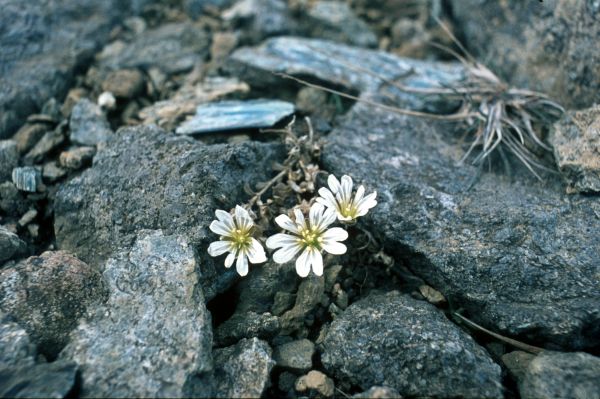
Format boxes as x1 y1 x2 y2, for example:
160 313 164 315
452 0 600 109
321 291 503 398
519 351 600 399
322 100 600 350
0 251 105 358
60 231 213 398
54 124 284 299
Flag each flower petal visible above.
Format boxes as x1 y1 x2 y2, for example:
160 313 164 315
295 248 311 277
247 238 267 264
236 253 249 276
275 214 299 234
273 243 302 264
266 233 299 249
316 187 338 210
215 209 235 230
309 203 324 229
352 185 365 207
340 175 353 204
327 174 341 194
235 205 253 231
356 192 377 216
294 209 305 229
310 250 324 276
322 227 349 242
209 220 232 237
224 252 236 268
317 207 338 231
208 240 231 257
322 240 347 255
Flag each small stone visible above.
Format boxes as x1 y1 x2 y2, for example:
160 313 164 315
176 99 295 135
502 351 536 382
12 167 42 192
332 284 349 310
324 264 343 292
41 98 62 121
0 359 78 399
222 0 296 43
0 182 27 215
97 91 116 111
305 1 377 48
0 226 27 264
0 311 36 368
273 338 315 372
213 311 280 347
418 284 446 305
42 162 67 183
59 146 96 170
17 209 37 227
280 275 324 334
12 124 48 154
272 291 296 316
352 386 402 399
101 69 146 99
0 140 18 182
0 251 105 358
295 370 335 397
519 351 600 399
23 129 66 164
213 338 275 398
69 99 113 145
27 224 39 239
210 31 239 63
61 88 88 118
295 87 330 115
551 105 600 193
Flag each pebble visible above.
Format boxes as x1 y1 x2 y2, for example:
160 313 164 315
12 167 42 192
0 226 27 263
23 128 66 164
42 161 68 183
17 209 37 227
69 99 113 146
295 370 335 397
273 338 315 372
12 124 48 154
101 69 146 99
59 147 96 170
98 91 116 110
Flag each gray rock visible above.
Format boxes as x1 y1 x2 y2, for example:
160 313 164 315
0 141 18 182
280 275 324 335
227 37 464 107
321 291 503 398
96 22 209 75
0 226 26 263
551 105 600 193
23 128 66 164
0 251 105 358
305 1 377 47
214 311 280 347
42 162 68 183
69 99 113 146
101 69 146 99
176 99 295 135
59 146 96 170
223 0 297 44
11 166 42 192
0 182 28 215
519 351 600 399
272 291 296 316
321 98 600 350
0 0 131 139
0 359 78 399
0 311 36 368
184 0 236 19
451 1 600 109
213 338 274 398
502 351 536 382
54 124 285 300
273 338 314 372
60 231 213 398
12 124 49 154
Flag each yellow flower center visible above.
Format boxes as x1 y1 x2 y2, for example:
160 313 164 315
339 203 358 219
226 228 252 251
299 227 323 250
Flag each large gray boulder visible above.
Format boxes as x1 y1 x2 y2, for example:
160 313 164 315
0 0 130 139
54 124 285 300
321 99 600 350
60 231 213 398
451 0 600 109
321 291 503 398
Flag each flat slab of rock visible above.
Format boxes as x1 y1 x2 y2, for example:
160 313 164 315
176 99 295 135
519 351 600 399
551 105 600 193
227 36 464 108
0 251 105 358
213 338 274 398
54 124 284 300
60 231 213 398
321 291 503 398
321 100 600 350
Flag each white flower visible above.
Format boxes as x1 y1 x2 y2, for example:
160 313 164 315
316 174 377 223
208 205 267 276
266 203 348 277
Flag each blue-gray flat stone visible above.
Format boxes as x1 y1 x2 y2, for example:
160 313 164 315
176 99 295 135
